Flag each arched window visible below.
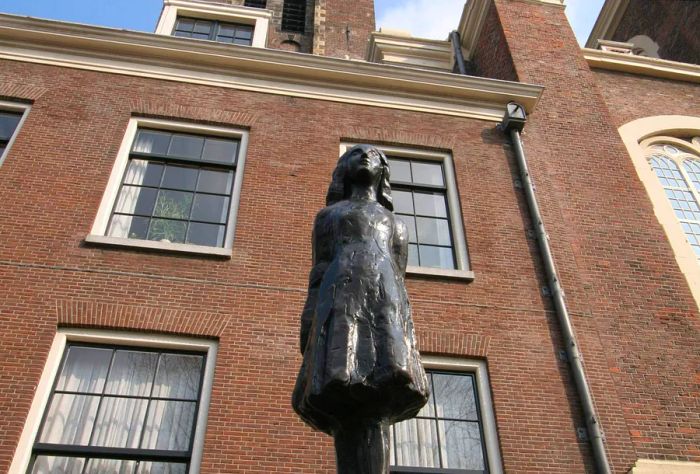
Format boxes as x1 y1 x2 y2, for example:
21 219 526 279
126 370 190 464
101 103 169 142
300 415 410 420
646 138 700 258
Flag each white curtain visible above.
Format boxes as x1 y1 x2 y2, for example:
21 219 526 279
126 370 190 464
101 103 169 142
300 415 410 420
35 348 201 474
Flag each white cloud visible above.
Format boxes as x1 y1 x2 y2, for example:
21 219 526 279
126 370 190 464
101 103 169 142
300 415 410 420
376 0 466 40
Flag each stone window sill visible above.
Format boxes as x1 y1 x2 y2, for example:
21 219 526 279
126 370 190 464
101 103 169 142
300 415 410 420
85 234 232 258
406 265 475 281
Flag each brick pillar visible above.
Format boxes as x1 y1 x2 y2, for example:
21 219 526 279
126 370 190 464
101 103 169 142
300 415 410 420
487 0 699 471
313 0 375 60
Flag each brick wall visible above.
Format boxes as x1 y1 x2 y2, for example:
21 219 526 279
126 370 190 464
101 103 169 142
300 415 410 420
610 0 700 64
0 57 591 472
482 0 700 470
313 0 374 60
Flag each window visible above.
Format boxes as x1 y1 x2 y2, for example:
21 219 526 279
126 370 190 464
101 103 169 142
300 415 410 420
389 158 457 270
390 358 502 474
173 17 254 46
340 143 472 279
646 139 700 259
282 0 306 33
244 0 267 8
0 101 30 166
155 0 271 48
88 118 248 256
9 330 217 474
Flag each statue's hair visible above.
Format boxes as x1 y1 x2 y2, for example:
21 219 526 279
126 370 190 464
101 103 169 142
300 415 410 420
326 144 393 211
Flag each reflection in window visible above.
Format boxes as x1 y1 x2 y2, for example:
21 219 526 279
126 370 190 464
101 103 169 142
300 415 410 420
30 344 205 474
173 17 254 46
107 128 239 247
0 110 23 159
389 158 456 269
648 141 700 258
390 371 488 473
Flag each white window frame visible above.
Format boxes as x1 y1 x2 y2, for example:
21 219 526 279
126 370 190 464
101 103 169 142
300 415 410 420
86 117 249 257
9 328 218 474
419 355 503 474
340 143 474 281
0 100 31 167
155 0 272 48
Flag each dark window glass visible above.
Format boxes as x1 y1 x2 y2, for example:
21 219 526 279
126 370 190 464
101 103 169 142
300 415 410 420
107 128 239 248
282 0 306 33
30 344 206 474
389 157 456 269
390 371 489 473
244 0 267 8
173 17 254 46
0 111 23 158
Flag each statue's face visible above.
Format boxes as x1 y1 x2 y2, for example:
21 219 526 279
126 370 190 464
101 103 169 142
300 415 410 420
347 146 383 184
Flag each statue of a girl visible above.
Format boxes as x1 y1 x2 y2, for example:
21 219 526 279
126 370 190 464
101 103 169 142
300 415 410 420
292 144 430 473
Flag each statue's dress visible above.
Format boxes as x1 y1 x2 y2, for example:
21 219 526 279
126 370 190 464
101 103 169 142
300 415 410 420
292 198 429 435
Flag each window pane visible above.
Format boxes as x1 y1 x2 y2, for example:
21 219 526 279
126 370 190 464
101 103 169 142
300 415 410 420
31 456 85 474
141 400 197 451
108 215 150 240
168 135 204 160
161 165 198 191
407 244 419 266
411 161 444 187
91 397 149 448
197 169 233 194
233 38 252 45
56 346 113 393
193 20 212 35
218 24 235 37
114 186 158 216
236 28 253 40
0 112 21 141
0 144 5 156
124 160 164 187
187 222 226 247
439 421 485 470
416 217 452 246
414 192 447 218
683 159 700 192
191 194 229 224
84 459 137 474
154 190 193 219
202 137 237 164
133 130 170 155
191 32 210 40
682 221 700 257
105 350 158 396
147 219 187 243
153 354 204 400
419 245 455 269
388 158 412 183
393 418 440 468
433 373 478 421
39 394 100 445
137 462 187 474
174 18 194 32
393 190 414 214
397 215 417 243
217 35 234 43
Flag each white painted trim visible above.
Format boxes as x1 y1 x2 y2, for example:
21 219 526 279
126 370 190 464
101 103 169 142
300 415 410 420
585 0 629 49
8 328 218 474
88 117 248 255
0 15 544 122
406 265 475 281
628 459 700 474
0 100 31 167
155 0 272 48
420 355 503 474
367 32 453 71
584 48 700 84
340 143 472 274
618 116 700 310
457 0 490 60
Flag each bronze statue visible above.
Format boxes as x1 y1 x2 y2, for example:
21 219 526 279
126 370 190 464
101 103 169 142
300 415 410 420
292 144 429 473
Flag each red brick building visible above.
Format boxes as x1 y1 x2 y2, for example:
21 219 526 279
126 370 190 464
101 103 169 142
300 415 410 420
0 0 697 473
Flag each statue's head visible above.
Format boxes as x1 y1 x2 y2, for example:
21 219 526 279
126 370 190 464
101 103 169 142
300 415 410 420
326 144 393 210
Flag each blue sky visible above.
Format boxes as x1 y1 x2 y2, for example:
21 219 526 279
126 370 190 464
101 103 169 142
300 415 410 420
0 0 605 45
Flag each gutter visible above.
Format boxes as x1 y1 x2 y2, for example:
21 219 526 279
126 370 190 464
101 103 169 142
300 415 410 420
499 104 612 474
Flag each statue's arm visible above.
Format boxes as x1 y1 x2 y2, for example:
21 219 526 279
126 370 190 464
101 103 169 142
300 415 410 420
300 210 331 354
393 216 409 277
